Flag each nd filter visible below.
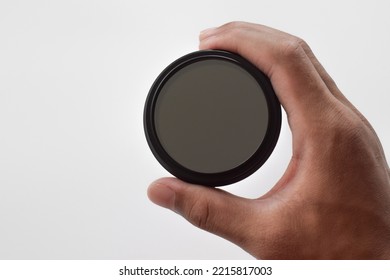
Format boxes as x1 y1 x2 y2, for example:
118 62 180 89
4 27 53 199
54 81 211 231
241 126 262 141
144 50 281 186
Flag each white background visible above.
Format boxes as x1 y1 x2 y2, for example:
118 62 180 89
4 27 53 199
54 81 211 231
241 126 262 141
0 0 389 259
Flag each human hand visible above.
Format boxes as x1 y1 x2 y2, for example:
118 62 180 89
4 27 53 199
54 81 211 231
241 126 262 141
147 22 390 259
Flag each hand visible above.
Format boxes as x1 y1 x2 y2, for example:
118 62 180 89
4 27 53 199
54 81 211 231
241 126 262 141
147 22 390 259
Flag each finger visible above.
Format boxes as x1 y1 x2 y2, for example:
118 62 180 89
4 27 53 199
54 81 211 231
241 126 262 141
300 42 370 117
299 43 343 98
199 27 218 41
299 32 388 161
211 22 362 118
199 21 337 123
147 177 258 247
199 22 378 135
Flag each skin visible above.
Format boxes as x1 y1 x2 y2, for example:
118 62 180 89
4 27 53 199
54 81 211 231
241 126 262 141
147 22 390 259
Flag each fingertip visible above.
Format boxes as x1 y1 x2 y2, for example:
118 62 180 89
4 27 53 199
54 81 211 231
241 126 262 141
199 27 217 40
147 179 176 209
198 40 209 51
199 27 220 51
198 36 219 51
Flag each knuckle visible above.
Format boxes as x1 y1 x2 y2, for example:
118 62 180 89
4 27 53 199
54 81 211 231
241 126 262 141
279 37 306 59
323 108 373 153
296 37 309 50
332 109 366 138
222 21 246 30
341 117 370 147
186 199 212 231
220 21 248 38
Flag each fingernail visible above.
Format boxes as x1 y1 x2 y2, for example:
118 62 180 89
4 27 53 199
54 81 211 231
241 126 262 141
147 182 175 209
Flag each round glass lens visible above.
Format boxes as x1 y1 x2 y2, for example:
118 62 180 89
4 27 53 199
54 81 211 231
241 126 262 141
154 59 269 173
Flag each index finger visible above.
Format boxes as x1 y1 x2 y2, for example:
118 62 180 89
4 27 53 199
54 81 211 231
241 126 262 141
199 22 337 123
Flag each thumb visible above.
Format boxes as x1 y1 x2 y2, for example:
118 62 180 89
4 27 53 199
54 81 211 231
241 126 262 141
147 177 256 246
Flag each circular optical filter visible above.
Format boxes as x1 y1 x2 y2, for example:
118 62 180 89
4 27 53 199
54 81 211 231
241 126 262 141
144 50 281 186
